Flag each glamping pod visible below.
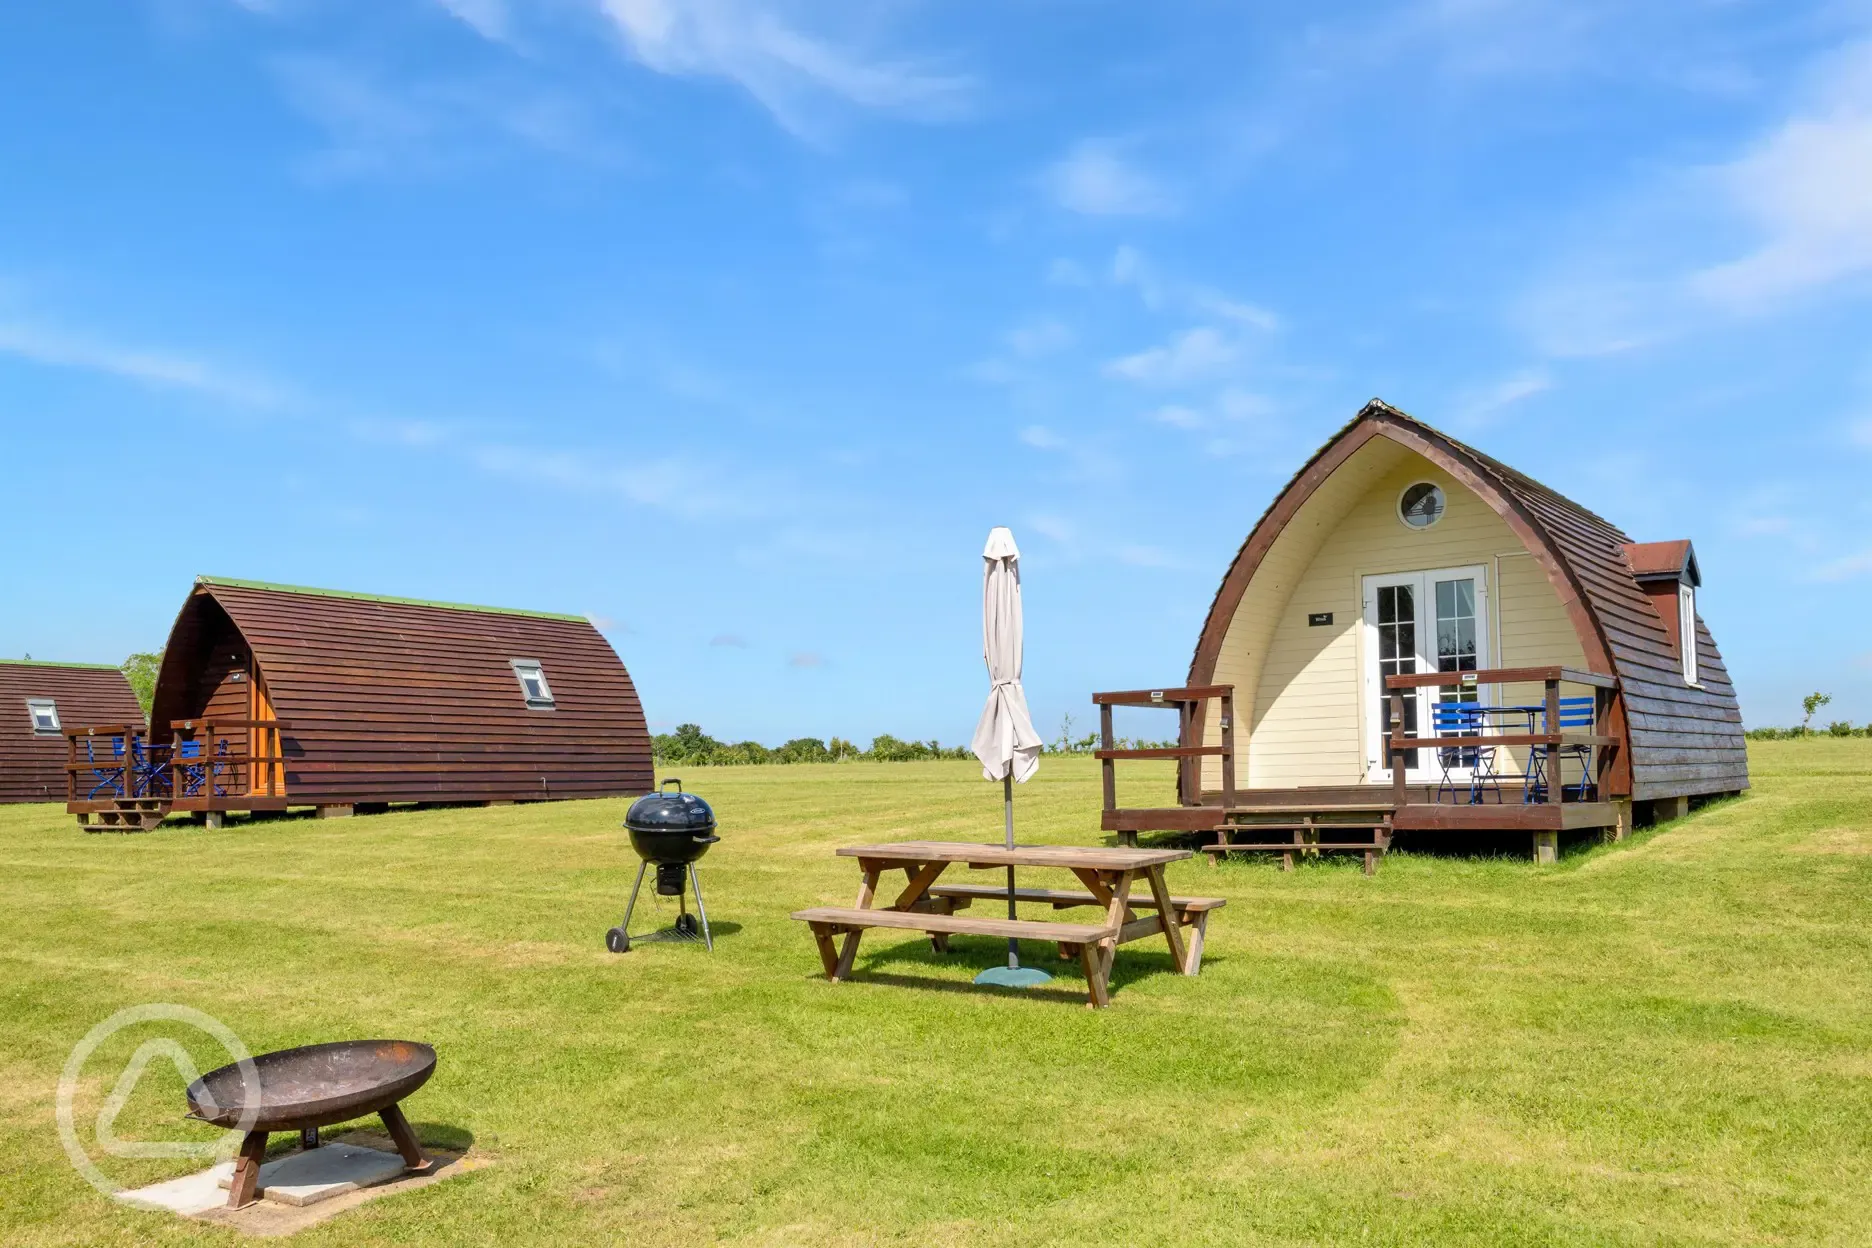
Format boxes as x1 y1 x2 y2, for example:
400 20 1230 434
1097 401 1747 862
68 577 653 826
2 661 143 803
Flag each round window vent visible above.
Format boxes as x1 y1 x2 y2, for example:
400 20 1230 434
1399 482 1445 529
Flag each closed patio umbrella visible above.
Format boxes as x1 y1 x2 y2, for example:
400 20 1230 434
969 526 1049 988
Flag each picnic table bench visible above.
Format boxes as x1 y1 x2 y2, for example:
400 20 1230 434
790 841 1219 1008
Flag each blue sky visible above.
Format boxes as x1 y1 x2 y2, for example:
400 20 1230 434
4 0 1871 742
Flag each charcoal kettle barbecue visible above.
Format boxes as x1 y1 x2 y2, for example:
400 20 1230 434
608 778 718 952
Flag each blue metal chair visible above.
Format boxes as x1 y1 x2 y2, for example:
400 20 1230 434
84 736 127 800
127 733 167 798
1526 697 1597 803
175 738 230 799
1431 701 1499 805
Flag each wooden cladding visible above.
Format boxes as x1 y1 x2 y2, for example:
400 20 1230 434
1 663 143 804
146 582 653 806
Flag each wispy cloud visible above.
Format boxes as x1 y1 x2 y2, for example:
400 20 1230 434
787 650 826 668
270 55 612 179
1452 369 1553 428
1519 39 1872 355
1813 550 1872 582
1041 140 1174 217
710 633 750 648
1004 319 1073 358
434 0 511 42
0 319 285 408
1114 543 1184 569
1105 327 1239 385
594 0 971 138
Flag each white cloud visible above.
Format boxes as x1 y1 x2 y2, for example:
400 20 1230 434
1004 319 1072 358
710 633 750 647
595 0 971 137
1046 258 1093 287
787 651 827 668
1019 424 1065 450
1149 404 1205 429
1813 550 1872 582
1042 141 1174 217
0 319 284 408
1519 40 1872 354
434 0 510 41
1105 327 1238 385
1850 417 1872 450
1689 43 1872 310
1109 245 1280 328
1027 513 1075 544
1453 369 1553 427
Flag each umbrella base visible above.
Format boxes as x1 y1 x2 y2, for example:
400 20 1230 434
973 966 1053 989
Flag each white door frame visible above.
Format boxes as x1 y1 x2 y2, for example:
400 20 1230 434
1361 564 1491 783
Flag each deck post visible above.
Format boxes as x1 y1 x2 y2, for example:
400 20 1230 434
317 804 354 819
1220 691 1237 809
1543 677 1562 805
1388 689 1408 808
1533 830 1558 864
1099 703 1116 814
204 811 223 830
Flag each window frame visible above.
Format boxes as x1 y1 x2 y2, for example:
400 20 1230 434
509 659 556 710
25 698 61 736
1678 583 1700 687
1396 481 1447 531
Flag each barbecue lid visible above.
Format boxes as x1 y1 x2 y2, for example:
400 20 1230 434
625 779 716 833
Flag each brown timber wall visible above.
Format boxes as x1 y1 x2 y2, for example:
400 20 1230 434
149 584 654 805
0 663 143 803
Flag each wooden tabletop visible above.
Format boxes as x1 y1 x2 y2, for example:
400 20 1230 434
835 841 1190 870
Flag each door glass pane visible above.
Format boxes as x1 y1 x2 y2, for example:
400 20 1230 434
1375 583 1418 770
1434 577 1480 767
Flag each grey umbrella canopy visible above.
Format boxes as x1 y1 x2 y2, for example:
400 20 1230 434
969 527 1048 986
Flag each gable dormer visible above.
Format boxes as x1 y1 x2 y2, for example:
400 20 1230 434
1622 540 1701 687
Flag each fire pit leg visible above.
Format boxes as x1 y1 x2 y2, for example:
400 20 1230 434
227 1129 269 1209
688 863 714 951
379 1102 431 1173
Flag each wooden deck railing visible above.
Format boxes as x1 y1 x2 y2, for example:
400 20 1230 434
1091 685 1237 814
65 719 292 804
1383 666 1619 807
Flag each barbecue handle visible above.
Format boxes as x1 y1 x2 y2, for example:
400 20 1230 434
660 778 683 793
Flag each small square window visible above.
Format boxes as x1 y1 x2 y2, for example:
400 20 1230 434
510 660 555 710
26 698 61 735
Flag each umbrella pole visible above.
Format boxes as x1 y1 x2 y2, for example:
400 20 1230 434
1003 773 1019 969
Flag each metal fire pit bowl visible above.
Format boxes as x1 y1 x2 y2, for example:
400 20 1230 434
186 1040 437 1210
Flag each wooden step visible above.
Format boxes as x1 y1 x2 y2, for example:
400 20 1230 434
1205 842 1389 853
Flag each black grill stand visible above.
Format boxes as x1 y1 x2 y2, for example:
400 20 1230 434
607 861 713 953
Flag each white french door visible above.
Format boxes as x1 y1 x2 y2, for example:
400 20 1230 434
1361 565 1490 783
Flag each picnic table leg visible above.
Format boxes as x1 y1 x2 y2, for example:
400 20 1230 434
809 923 840 977
1143 865 1189 974
1183 911 1209 975
1078 942 1111 1008
833 865 881 980
1096 871 1134 985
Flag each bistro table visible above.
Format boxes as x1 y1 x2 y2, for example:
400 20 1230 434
790 841 1212 1008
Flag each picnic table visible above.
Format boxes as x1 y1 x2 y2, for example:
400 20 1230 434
790 841 1222 1008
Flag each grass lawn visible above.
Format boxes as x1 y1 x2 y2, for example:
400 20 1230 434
2 742 1869 1245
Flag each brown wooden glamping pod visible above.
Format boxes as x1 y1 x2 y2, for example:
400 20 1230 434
68 577 652 827
2 661 143 803
1095 401 1747 865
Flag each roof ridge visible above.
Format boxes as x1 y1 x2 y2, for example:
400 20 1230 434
0 658 122 670
196 576 587 624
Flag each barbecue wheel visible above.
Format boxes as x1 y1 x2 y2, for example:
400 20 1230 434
675 913 699 937
605 926 630 954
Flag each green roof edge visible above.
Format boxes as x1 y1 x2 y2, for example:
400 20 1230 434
0 659 124 671
196 576 588 624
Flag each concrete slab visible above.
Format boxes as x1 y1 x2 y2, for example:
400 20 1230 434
215 1142 407 1207
119 1161 236 1215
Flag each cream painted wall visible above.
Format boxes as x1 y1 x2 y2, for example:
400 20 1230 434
1206 448 1586 790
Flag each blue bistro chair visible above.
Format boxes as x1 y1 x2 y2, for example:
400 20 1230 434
175 738 230 799
84 736 127 800
1431 701 1501 805
128 733 168 798
1526 697 1597 803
